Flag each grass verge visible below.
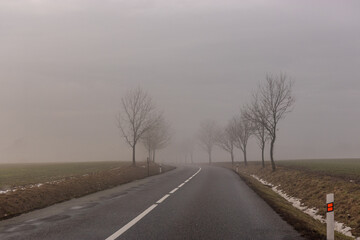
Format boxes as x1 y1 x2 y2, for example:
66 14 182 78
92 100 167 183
216 162 354 240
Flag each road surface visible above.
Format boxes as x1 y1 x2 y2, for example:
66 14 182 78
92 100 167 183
0 165 304 240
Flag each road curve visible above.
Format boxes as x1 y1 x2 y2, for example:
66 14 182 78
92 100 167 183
0 165 304 240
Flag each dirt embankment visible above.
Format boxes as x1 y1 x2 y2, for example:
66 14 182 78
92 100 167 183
0 163 174 221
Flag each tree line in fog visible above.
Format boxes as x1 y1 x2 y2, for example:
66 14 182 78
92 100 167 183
198 73 295 171
116 73 294 171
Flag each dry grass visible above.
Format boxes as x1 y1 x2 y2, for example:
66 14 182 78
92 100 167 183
278 159 360 182
0 161 128 189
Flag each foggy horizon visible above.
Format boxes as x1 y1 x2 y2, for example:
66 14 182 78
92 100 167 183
1 0 360 163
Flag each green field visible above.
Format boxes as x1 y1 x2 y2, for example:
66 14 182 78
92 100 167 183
0 161 129 189
277 158 360 180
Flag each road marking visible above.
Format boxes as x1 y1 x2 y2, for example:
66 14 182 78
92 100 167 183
105 204 158 240
105 167 201 240
156 194 170 204
169 188 178 194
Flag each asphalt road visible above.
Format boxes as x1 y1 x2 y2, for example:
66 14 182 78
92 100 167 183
0 165 304 240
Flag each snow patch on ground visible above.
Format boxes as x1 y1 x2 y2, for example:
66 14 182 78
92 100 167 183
0 175 85 195
0 190 12 194
251 174 357 239
0 179 67 195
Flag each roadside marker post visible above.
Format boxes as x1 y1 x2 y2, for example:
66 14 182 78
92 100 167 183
159 163 162 174
326 193 334 240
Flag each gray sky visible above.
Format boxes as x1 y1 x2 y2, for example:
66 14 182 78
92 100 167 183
0 0 359 163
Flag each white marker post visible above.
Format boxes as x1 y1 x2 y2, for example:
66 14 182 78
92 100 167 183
159 163 162 174
326 193 334 240
236 165 239 173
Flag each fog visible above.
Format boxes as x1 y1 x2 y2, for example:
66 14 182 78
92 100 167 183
0 0 359 163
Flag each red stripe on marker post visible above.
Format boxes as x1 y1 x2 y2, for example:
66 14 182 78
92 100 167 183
327 202 334 212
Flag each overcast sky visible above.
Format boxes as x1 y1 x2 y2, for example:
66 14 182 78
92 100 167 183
0 0 359 163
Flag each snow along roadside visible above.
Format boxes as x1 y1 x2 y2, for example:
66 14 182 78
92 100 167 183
0 179 68 194
250 174 358 239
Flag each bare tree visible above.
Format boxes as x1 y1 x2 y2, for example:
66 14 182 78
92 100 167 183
250 73 295 171
253 121 269 168
243 102 269 168
187 139 195 164
117 87 160 166
189 145 194 164
233 113 253 167
198 120 218 164
142 115 171 163
141 127 156 162
180 138 195 164
216 119 237 165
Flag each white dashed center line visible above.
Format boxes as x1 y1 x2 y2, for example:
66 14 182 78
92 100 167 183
156 194 170 204
169 188 178 194
105 204 157 240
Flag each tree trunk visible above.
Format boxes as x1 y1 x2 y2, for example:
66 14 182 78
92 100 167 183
270 136 276 171
243 148 247 167
190 153 193 164
209 152 212 165
261 142 265 168
153 150 156 163
132 145 136 166
148 148 152 162
230 150 234 165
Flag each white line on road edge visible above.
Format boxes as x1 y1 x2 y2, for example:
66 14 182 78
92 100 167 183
105 167 201 240
105 204 158 240
156 194 170 204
